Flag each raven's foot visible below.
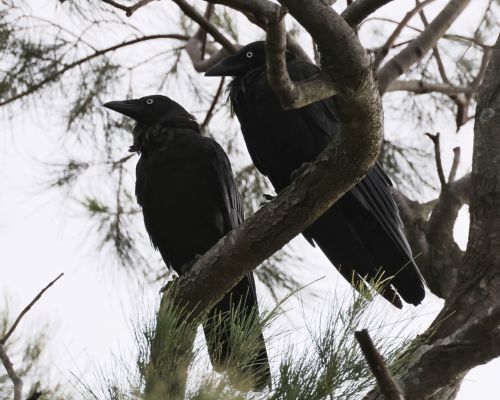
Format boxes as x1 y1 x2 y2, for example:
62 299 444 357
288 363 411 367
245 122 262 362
259 193 276 206
291 161 313 180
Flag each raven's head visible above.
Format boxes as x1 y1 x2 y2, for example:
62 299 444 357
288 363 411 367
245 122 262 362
104 95 189 125
206 41 294 77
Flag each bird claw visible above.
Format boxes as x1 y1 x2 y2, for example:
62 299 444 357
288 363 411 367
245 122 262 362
291 161 313 180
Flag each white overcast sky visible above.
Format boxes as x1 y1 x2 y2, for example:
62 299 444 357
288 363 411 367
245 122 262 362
1 0 500 398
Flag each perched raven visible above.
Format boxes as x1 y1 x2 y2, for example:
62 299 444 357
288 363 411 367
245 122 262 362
206 42 425 308
104 95 270 390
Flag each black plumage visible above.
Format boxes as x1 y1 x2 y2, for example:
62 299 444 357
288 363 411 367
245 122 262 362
104 95 270 390
206 42 425 307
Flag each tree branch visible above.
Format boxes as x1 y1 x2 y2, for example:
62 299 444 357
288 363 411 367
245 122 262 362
264 6 337 108
385 80 471 95
171 0 239 54
165 0 383 323
377 0 471 93
0 344 22 400
373 0 437 68
341 0 395 27
200 76 225 132
1 273 64 345
355 330 405 400
425 132 446 188
0 34 189 107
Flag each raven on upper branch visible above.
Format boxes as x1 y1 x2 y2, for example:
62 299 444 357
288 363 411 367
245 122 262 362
206 42 426 308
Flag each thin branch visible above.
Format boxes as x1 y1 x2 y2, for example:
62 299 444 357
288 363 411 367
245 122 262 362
341 0 395 27
425 132 446 188
355 330 405 400
0 34 189 107
0 273 64 345
0 344 22 400
265 5 337 108
373 0 437 68
447 147 461 183
200 76 225 132
378 0 472 93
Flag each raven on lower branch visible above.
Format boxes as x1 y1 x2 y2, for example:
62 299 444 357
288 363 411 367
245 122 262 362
206 42 425 308
104 95 270 390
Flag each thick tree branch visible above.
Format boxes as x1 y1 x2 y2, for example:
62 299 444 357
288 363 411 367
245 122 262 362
380 33 500 400
377 0 471 93
265 7 337 108
355 330 405 400
166 0 383 323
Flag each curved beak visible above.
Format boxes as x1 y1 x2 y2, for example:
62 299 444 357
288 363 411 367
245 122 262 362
205 56 245 77
103 100 141 120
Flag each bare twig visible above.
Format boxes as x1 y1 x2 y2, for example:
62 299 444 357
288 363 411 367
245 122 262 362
265 6 337 108
0 344 23 400
373 0 437 68
1 273 64 345
355 329 405 400
447 147 461 183
425 132 446 188
201 77 225 132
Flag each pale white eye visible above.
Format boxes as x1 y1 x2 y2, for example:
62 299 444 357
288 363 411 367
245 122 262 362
246 51 253 59
146 99 154 105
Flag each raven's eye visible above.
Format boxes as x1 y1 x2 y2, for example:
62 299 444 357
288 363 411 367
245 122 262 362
146 99 154 105
246 51 253 59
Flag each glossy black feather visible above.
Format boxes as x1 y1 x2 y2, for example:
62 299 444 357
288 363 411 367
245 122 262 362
209 42 425 307
105 95 270 390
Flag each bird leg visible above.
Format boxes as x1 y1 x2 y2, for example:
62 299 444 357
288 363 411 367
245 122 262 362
291 161 313 181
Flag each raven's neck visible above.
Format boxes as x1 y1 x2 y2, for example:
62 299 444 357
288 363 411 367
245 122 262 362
131 113 200 153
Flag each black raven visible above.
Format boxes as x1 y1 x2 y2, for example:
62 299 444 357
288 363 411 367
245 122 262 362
104 95 270 390
206 42 425 308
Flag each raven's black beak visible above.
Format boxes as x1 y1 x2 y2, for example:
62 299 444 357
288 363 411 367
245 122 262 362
205 56 245 77
103 100 141 120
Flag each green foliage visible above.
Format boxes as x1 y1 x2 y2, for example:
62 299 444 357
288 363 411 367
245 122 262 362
77 280 416 400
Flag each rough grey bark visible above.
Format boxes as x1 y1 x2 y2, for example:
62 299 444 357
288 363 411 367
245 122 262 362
167 0 383 325
377 0 471 93
373 32 500 400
